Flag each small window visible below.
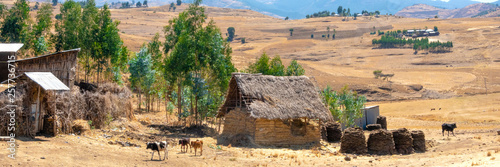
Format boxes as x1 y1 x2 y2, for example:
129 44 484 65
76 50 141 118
290 119 306 136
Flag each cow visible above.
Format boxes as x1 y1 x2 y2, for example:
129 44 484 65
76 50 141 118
430 108 436 111
190 140 203 156
146 141 168 161
178 138 191 153
442 123 457 136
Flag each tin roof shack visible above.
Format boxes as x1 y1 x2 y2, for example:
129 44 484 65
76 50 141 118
217 73 333 147
0 43 23 82
340 105 380 130
0 72 69 137
14 48 80 87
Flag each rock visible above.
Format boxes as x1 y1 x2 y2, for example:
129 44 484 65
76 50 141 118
108 141 115 145
408 84 423 91
40 157 45 159
411 130 426 152
497 130 500 135
344 156 351 161
392 128 414 154
340 127 367 154
376 116 387 130
367 129 397 155
322 122 342 142
366 124 382 131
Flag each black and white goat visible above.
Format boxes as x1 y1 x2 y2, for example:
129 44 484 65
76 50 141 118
146 141 168 161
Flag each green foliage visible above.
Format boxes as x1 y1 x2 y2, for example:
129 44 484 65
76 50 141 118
289 28 293 36
373 70 382 79
311 34 314 38
241 37 246 44
320 85 367 127
53 0 81 51
286 60 305 76
1 0 31 43
33 36 49 55
247 52 270 74
33 3 53 38
52 0 58 6
0 3 6 19
227 27 235 41
284 16 289 20
269 56 285 76
434 26 438 32
248 53 305 76
337 6 343 16
177 0 182 6
128 47 154 91
136 1 142 7
163 0 236 121
143 0 148 6
307 10 331 18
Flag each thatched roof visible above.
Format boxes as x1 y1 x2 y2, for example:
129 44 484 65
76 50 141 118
218 73 332 122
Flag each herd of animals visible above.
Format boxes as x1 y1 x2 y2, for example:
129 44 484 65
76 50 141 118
146 138 203 161
144 124 459 161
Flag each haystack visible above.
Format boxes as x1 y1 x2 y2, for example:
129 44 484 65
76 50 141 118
72 119 90 135
322 122 342 142
392 128 414 154
411 130 426 152
377 116 387 130
367 129 396 155
340 127 367 154
217 73 332 146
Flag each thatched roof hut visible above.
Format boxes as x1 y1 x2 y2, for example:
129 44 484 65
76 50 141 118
217 73 332 146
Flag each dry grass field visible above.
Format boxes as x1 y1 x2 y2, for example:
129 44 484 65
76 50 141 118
1 2 500 166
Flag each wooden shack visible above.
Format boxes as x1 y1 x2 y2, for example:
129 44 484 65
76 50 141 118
0 43 23 82
217 73 333 146
14 48 80 87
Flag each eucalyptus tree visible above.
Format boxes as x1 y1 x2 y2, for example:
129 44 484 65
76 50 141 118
163 0 236 121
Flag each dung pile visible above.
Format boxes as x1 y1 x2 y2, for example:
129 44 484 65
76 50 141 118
367 129 396 155
377 116 387 130
392 128 414 154
366 124 382 131
340 127 367 154
322 122 342 142
411 130 426 152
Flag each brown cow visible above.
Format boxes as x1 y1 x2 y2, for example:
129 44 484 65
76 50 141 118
190 140 203 156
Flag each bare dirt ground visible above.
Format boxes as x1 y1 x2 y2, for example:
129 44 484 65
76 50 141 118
2 2 500 167
1 105 499 167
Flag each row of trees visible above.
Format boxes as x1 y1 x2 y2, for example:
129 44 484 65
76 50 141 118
372 36 453 52
0 0 127 84
120 0 148 9
246 53 305 77
305 6 355 18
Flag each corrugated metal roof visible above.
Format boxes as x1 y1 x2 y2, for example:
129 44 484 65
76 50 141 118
14 48 80 62
0 43 24 52
25 72 70 91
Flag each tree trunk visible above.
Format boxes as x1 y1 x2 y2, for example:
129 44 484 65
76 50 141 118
177 79 182 121
195 96 198 126
138 88 142 113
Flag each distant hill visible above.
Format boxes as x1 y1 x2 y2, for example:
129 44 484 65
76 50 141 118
87 0 484 19
395 3 499 19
